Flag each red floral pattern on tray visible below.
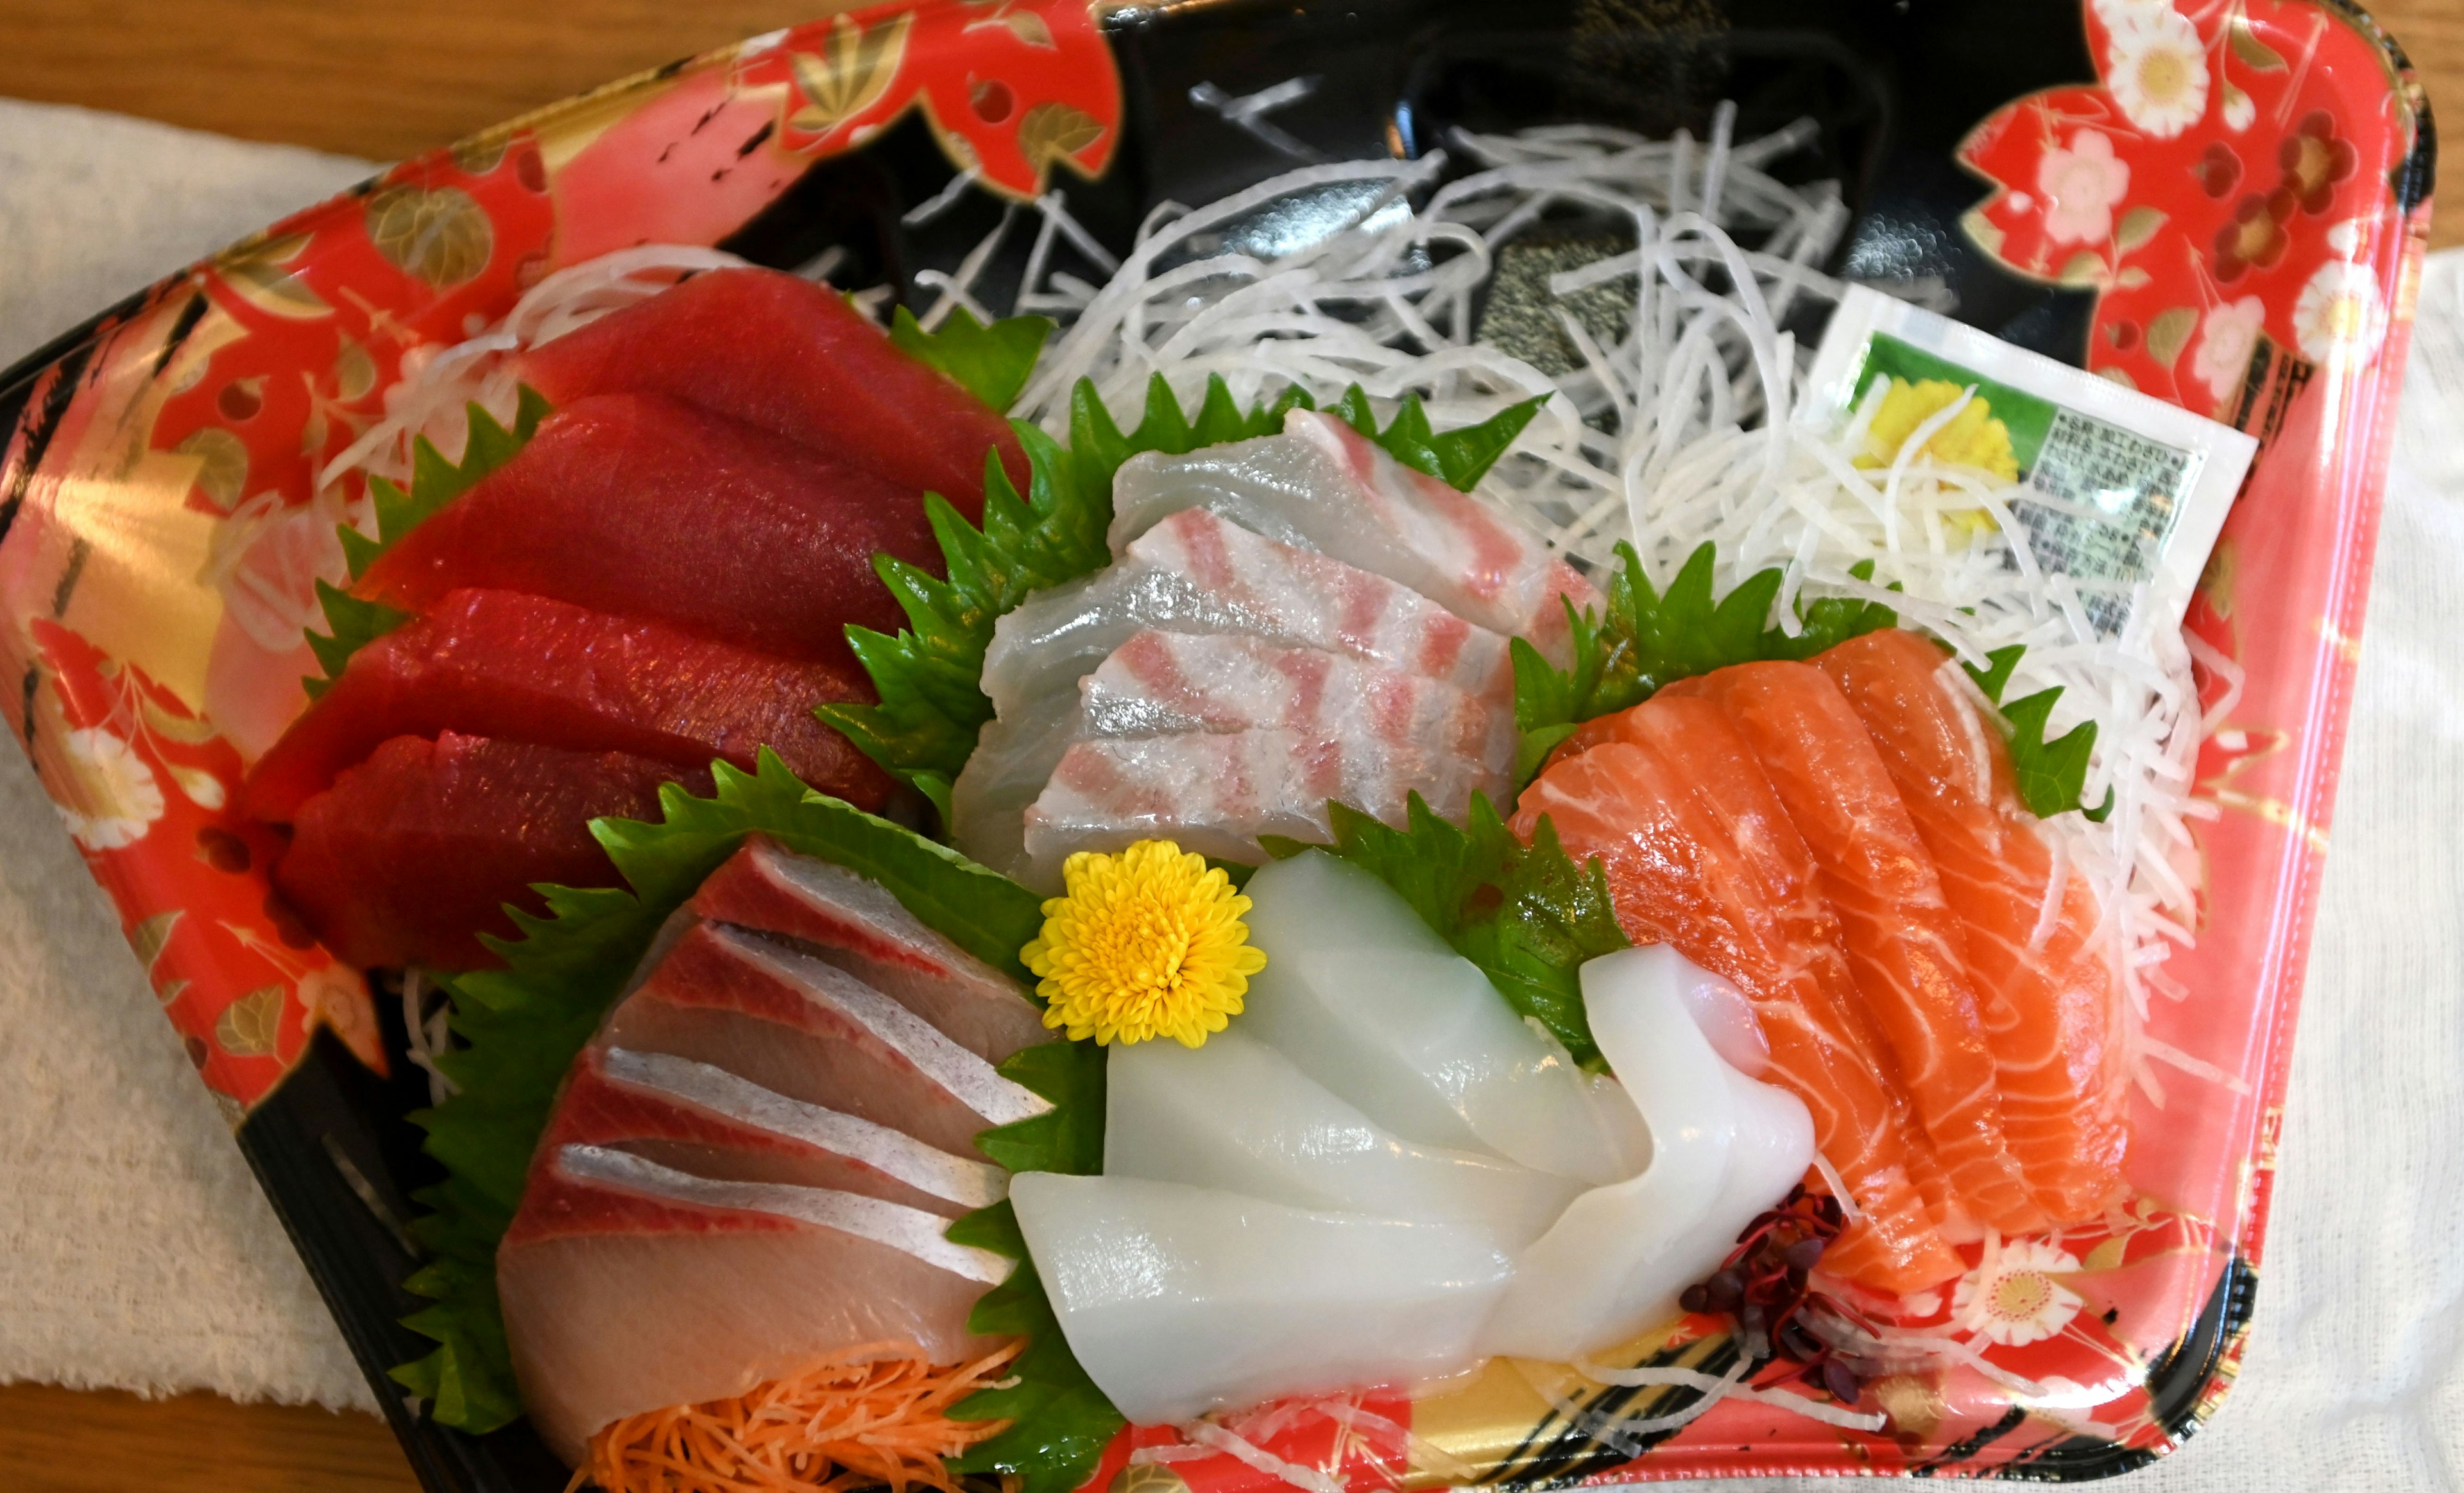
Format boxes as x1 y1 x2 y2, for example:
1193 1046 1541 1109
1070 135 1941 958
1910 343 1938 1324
0 0 2427 1480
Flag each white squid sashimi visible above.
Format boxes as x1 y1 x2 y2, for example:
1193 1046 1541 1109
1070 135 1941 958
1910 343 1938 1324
1107 411 1600 664
1106 1028 1580 1248
1478 945 1815 1362
1239 850 1648 1186
1009 1172 1512 1426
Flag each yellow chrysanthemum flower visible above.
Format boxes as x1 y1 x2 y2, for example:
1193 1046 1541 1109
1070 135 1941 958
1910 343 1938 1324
1021 840 1267 1048
1856 376 2021 483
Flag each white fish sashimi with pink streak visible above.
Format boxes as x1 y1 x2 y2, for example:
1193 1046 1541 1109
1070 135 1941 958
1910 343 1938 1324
1019 727 1502 889
977 506 1516 721
687 835 1054 1062
950 630 1516 880
542 1044 1008 1217
499 1144 1011 1465
600 921 1048 1159
1108 410 1600 664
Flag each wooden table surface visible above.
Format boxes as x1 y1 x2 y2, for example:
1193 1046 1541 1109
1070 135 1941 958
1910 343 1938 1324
0 0 2459 1489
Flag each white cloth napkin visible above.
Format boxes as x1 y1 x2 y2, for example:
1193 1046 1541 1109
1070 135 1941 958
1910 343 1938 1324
0 92 2455 1487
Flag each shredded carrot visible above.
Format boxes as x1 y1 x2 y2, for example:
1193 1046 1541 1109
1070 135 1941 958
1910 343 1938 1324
573 1341 1023 1493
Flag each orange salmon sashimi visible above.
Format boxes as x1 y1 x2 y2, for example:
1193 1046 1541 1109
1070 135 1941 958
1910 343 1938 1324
1816 629 2130 1223
1512 710 1962 1293
1666 662 2045 1237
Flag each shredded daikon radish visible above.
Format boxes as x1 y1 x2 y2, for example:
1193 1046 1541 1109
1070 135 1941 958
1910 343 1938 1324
1176 1419 1348 1493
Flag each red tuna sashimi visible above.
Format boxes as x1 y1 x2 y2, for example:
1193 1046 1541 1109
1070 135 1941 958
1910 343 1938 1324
275 733 706 970
688 836 1053 1062
243 589 889 823
1666 663 2044 1236
1513 702 1960 1291
500 1143 1010 1463
1815 629 2129 1223
602 922 1048 1158
355 394 936 668
511 267 1027 515
543 1045 1008 1217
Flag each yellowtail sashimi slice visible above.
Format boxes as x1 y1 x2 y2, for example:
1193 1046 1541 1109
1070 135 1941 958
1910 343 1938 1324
1108 411 1600 662
543 1046 1007 1217
499 1144 1010 1465
601 922 1047 1159
1009 1172 1512 1426
687 835 1053 1062
1105 1028 1580 1248
1479 946 1815 1361
1238 850 1648 1186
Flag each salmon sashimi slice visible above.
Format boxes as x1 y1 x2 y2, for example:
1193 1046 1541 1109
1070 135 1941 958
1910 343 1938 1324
542 1045 1008 1216
1512 714 1961 1291
274 733 705 970
686 836 1053 1063
1815 629 2129 1222
354 394 936 669
601 922 1049 1158
511 267 1027 514
1106 411 1601 660
1666 662 2045 1236
499 1143 1010 1463
243 589 889 823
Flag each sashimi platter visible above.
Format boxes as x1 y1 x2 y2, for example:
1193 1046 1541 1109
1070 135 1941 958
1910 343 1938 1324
0 0 2431 1487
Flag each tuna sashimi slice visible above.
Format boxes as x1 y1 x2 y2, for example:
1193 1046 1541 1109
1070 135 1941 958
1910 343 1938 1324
687 835 1052 1062
1668 662 2044 1236
542 1046 1007 1216
601 922 1048 1158
1019 728 1502 890
242 588 889 823
1512 706 1962 1291
275 732 704 971
1104 1027 1581 1250
354 394 936 668
951 630 1513 882
500 1143 1009 1464
1109 411 1600 662
510 266 1027 514
1009 1172 1512 1427
1815 629 2129 1223
979 507 1516 721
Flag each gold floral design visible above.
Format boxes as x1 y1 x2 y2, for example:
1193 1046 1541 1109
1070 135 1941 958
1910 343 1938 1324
789 12 914 134
365 184 495 288
213 232 333 321
1018 100 1105 175
214 985 284 1057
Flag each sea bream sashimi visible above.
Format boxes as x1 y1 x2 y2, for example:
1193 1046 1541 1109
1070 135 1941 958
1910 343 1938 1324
499 1143 1011 1464
600 922 1048 1159
1665 662 2045 1236
275 732 706 971
1512 699 1962 1291
1008 1172 1513 1428
1107 410 1600 662
1237 850 1650 1186
977 506 1517 721
1480 945 1815 1362
510 266 1027 515
242 589 889 823
686 836 1054 1063
1104 1026 1582 1250
1019 729 1504 890
353 394 937 669
541 1046 1007 1217
1815 628 2130 1223
953 629 1513 882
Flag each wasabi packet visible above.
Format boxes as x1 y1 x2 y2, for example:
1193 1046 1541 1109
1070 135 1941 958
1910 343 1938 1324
1797 284 2259 636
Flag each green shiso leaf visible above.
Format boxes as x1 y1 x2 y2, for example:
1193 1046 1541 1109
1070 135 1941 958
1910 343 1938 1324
1965 645 2114 821
891 306 1056 413
1261 793 1630 1067
305 385 551 697
392 750 1052 1431
1510 543 1901 784
943 1043 1120 1493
